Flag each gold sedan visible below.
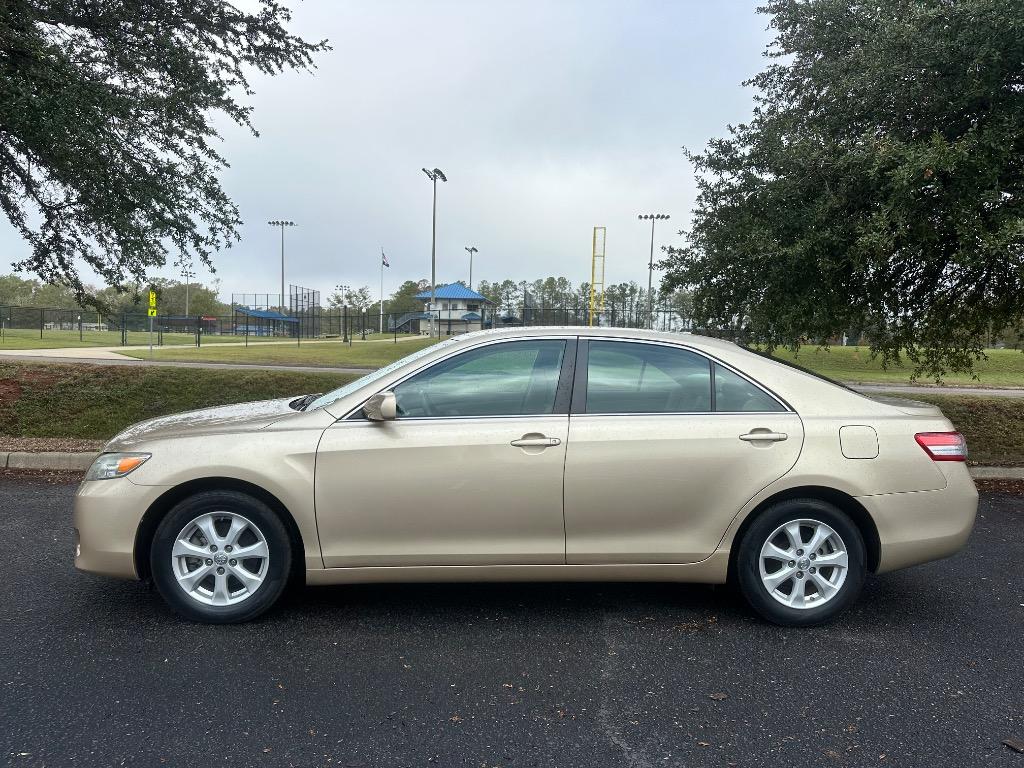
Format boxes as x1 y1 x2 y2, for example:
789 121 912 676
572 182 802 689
74 328 977 625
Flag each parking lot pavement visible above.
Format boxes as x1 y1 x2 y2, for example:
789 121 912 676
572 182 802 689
1 479 1022 768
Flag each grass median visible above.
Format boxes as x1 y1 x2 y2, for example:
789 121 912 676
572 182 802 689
0 361 1020 466
0 361 358 441
873 392 1024 467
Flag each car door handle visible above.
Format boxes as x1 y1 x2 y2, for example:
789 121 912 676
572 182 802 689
739 431 788 442
510 436 561 448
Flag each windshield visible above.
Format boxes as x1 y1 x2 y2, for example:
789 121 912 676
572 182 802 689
305 337 463 412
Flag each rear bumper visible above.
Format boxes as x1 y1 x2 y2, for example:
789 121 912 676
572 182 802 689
859 465 978 573
73 478 165 579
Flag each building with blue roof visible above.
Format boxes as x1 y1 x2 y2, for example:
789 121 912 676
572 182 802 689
395 284 492 334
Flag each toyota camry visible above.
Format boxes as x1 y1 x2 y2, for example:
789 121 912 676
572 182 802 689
74 327 978 626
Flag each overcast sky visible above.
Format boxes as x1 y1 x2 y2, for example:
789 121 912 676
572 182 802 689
2 0 773 302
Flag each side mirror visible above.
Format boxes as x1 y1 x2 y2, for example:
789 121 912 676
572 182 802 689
363 391 397 421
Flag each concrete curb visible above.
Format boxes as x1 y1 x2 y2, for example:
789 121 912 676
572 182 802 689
969 466 1024 480
2 451 1023 480
3 452 98 471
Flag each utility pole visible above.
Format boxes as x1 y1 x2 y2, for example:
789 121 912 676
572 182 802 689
638 214 669 330
422 168 447 337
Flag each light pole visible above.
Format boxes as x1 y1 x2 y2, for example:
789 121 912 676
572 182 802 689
638 213 669 329
422 168 447 337
267 220 296 314
336 283 349 342
464 246 478 291
176 255 195 317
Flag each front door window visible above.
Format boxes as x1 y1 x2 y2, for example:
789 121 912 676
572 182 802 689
393 339 567 418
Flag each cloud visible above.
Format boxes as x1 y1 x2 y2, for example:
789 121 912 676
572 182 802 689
0 0 773 302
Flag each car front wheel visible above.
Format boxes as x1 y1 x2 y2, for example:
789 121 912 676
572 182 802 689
150 490 292 623
736 499 866 627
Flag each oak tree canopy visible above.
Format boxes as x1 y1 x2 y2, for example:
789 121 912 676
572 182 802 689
661 0 1024 376
0 0 328 303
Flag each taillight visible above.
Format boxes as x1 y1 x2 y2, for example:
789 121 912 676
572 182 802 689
915 432 968 462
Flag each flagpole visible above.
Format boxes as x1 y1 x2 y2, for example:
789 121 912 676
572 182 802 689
379 248 385 334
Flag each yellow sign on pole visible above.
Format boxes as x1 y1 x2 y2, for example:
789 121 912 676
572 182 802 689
147 289 157 358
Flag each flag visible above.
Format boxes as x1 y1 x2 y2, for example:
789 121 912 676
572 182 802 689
381 249 390 268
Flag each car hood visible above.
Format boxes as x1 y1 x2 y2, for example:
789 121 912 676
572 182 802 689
104 397 303 450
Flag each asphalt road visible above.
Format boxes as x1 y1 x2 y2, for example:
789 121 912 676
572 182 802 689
2 478 1022 768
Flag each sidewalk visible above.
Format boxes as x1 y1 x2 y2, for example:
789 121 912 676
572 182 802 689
852 383 1024 398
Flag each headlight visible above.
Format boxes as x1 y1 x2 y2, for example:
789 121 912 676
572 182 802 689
85 452 151 481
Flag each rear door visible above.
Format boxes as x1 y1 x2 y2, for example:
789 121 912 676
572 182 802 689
563 339 803 564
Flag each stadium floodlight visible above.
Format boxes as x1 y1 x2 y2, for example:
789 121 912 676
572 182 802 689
465 246 478 291
637 213 671 329
267 220 297 314
422 167 448 337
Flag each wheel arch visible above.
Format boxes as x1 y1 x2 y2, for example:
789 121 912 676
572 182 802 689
133 477 306 585
727 485 881 578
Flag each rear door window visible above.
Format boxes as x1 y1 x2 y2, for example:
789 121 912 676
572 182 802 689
584 341 711 413
714 364 785 412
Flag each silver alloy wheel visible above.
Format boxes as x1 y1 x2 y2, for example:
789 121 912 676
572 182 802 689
170 511 270 606
758 518 849 609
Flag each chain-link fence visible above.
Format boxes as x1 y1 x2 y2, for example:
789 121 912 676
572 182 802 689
0 303 711 349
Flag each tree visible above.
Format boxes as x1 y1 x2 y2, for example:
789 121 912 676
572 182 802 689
0 1 329 303
660 0 1024 376
327 286 373 310
148 279 229 317
383 280 429 315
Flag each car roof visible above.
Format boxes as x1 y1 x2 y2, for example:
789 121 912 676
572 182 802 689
449 325 740 353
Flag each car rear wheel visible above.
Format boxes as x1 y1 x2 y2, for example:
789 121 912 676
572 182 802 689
736 499 866 627
150 491 292 623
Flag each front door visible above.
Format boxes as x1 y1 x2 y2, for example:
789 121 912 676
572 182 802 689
315 338 574 567
563 339 803 564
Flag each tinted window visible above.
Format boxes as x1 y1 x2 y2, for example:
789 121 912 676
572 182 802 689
585 341 711 413
393 340 566 418
714 364 785 412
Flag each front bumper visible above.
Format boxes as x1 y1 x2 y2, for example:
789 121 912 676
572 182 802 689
861 464 979 573
73 478 167 579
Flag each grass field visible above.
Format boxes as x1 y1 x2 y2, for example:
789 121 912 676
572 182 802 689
4 326 1024 388
769 345 1024 387
0 327 330 349
119 336 439 368
0 328 201 349
0 361 358 440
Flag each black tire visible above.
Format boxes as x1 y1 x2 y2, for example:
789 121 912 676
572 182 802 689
735 498 865 627
150 490 292 623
